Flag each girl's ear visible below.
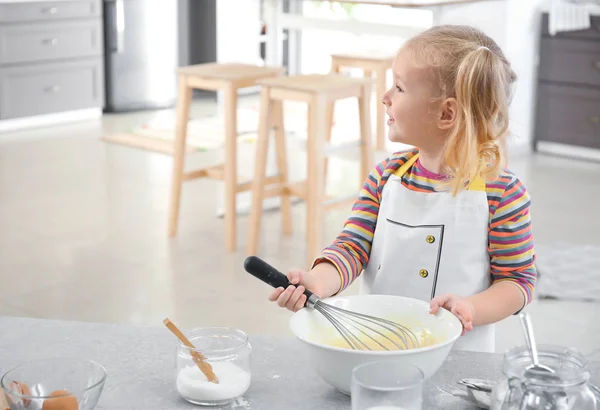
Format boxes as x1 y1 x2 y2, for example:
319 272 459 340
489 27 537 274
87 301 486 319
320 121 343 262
437 97 458 130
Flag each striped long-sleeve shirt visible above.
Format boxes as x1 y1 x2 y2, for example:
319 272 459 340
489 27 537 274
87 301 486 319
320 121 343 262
313 148 537 304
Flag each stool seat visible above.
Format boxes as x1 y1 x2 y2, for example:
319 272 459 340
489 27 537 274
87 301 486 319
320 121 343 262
168 62 284 251
257 74 371 94
177 63 286 90
329 52 395 66
178 62 285 80
329 52 395 151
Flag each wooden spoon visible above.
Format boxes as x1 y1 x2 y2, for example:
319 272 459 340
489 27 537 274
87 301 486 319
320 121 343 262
163 318 219 384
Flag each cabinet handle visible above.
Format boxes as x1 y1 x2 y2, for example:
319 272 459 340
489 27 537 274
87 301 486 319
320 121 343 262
590 116 600 124
42 7 58 14
44 85 60 93
41 38 58 46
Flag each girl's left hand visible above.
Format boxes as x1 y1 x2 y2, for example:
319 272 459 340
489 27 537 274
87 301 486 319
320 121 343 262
429 294 475 336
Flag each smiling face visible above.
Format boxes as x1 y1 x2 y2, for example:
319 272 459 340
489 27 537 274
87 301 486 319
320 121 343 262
381 48 450 152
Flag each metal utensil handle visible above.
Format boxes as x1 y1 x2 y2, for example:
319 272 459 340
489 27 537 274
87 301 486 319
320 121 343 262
244 256 314 302
519 312 540 366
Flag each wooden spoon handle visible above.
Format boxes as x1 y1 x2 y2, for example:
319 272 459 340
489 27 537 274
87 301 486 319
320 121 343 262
163 318 219 383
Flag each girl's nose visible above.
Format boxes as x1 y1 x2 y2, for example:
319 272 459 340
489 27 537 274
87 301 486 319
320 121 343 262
381 92 391 107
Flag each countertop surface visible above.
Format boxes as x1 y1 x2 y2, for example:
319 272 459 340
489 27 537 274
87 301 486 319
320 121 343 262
0 316 502 409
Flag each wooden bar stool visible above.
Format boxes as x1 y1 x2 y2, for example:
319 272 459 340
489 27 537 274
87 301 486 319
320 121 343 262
246 74 374 266
329 52 394 151
168 62 285 251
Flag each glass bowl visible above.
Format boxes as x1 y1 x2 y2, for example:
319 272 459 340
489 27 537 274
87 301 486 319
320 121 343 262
1 358 107 410
175 327 252 406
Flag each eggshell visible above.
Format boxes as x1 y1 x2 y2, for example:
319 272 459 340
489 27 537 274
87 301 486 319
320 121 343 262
41 390 78 410
6 381 31 407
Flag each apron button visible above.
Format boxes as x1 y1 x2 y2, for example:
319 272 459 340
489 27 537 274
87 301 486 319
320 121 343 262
426 235 435 244
419 269 429 278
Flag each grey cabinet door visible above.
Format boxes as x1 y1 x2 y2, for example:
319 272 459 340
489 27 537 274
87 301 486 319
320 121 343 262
535 83 600 150
0 58 104 119
539 38 600 87
0 0 101 23
0 20 103 65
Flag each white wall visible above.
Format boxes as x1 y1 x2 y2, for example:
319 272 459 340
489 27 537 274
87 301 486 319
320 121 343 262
504 0 546 152
434 1 508 51
216 0 262 66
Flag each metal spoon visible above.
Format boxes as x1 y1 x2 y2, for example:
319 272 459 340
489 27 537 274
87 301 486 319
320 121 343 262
519 312 555 373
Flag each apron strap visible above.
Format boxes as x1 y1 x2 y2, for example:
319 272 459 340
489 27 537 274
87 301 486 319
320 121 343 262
393 152 486 192
394 153 420 178
467 174 486 191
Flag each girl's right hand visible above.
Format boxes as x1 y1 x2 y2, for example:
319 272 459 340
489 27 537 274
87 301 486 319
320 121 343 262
268 269 320 312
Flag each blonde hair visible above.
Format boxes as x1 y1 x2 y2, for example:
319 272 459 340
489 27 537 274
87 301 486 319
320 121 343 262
402 25 516 195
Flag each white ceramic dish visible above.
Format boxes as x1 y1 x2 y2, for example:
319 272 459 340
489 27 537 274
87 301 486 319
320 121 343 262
289 294 462 395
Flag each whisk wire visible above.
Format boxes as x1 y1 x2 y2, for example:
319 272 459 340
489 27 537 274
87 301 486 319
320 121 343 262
318 307 364 350
318 303 397 350
316 301 420 351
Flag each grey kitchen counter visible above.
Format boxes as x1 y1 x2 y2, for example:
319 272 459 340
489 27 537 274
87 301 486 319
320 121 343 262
0 316 503 409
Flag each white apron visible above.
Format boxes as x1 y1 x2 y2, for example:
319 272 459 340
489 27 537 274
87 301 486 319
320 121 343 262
360 154 494 353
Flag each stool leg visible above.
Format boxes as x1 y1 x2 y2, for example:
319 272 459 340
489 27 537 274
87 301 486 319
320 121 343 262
363 69 376 152
358 83 374 183
168 76 192 237
375 66 388 151
246 88 273 256
273 99 292 235
306 95 326 266
323 62 340 194
223 84 238 251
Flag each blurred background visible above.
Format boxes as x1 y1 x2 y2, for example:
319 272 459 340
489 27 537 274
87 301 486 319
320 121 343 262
0 0 599 357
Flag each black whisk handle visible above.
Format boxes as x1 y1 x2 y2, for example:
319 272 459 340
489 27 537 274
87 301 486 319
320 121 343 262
244 256 314 301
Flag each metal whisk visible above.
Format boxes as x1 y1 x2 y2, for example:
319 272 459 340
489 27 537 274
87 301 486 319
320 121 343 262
244 256 420 351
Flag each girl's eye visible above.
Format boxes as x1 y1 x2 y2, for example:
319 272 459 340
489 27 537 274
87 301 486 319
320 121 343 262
395 85 404 92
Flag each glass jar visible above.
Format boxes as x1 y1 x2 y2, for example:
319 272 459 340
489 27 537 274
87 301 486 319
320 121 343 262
491 344 598 410
175 327 252 406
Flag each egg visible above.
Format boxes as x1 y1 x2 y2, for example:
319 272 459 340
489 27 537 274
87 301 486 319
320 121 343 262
1 388 10 409
6 381 31 407
41 390 78 410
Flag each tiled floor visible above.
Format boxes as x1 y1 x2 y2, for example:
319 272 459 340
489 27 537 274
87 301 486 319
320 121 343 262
1 95 599 360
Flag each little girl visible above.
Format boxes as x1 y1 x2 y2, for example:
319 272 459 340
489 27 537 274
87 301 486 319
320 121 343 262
268 25 537 353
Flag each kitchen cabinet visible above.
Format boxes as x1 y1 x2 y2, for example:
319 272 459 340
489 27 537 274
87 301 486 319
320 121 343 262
0 0 104 121
534 13 600 152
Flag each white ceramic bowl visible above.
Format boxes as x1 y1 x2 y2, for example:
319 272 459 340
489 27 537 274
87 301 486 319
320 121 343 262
289 294 462 395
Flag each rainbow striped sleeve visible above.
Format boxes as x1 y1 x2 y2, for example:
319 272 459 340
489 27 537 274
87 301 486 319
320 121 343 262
311 151 415 293
487 173 537 305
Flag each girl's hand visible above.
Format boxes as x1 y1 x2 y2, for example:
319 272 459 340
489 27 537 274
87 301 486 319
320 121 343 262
430 294 475 336
267 262 342 312
268 269 322 312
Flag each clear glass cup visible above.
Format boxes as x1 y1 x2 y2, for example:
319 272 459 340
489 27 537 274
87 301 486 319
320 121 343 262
351 361 424 410
175 327 252 407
